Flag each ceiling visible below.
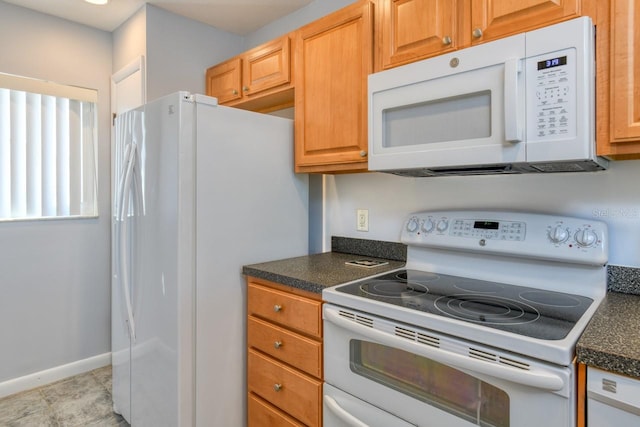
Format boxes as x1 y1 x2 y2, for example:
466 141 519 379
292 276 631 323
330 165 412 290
2 0 314 35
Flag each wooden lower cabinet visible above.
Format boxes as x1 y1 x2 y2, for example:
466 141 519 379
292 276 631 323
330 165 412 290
577 362 586 427
247 278 323 426
248 393 305 427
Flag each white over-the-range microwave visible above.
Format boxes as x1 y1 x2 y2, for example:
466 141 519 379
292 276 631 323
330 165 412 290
368 17 608 177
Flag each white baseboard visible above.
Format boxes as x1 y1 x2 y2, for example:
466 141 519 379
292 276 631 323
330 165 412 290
0 352 111 399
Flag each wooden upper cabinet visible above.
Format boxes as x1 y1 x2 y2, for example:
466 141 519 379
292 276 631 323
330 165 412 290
610 1 640 144
376 0 462 70
205 57 242 104
243 36 292 96
205 35 294 112
375 0 582 71
469 0 580 44
596 0 640 158
295 0 374 173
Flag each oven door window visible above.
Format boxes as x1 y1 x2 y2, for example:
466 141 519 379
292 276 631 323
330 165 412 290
350 340 509 426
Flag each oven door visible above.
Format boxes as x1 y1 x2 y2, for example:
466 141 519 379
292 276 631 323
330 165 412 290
324 304 575 427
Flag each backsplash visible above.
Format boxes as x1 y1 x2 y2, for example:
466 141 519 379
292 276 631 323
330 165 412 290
331 236 407 262
608 265 640 296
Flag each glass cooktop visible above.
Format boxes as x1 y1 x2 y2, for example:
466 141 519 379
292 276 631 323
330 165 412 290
335 269 593 340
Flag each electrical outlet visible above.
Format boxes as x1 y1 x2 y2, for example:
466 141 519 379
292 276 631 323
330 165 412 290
357 209 369 232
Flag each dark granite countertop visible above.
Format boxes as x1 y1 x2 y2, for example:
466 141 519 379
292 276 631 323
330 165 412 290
576 265 640 379
242 236 406 295
246 240 640 379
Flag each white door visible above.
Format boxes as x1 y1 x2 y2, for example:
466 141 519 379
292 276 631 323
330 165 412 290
111 56 146 122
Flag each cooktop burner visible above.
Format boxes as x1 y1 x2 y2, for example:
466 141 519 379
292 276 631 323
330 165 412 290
335 269 593 340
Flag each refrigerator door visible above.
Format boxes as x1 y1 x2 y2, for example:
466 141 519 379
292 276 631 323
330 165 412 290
129 92 196 427
194 97 308 426
112 108 146 423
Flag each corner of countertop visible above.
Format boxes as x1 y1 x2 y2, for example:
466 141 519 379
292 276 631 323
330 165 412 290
242 236 407 294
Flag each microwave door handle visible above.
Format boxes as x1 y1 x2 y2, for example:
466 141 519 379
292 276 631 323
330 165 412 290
504 57 523 142
324 308 564 391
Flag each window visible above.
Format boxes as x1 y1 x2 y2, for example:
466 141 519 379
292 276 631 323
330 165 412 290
0 73 98 220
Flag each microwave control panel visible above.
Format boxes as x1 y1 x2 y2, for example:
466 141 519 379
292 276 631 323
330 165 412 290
527 47 577 141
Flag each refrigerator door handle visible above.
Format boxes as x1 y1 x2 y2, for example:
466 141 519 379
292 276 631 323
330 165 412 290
118 143 138 342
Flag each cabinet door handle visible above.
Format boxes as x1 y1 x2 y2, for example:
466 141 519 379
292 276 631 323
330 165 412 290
442 35 452 45
243 86 249 92
273 383 283 392
472 28 483 39
274 341 283 349
359 150 367 158
232 89 238 95
273 304 282 312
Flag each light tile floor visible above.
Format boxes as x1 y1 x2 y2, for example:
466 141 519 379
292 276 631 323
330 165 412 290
0 365 129 426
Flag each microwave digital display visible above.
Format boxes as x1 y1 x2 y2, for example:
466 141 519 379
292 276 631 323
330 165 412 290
474 221 499 230
537 56 567 70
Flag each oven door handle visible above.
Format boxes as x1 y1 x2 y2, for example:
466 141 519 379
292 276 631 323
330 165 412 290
325 308 565 392
324 395 370 427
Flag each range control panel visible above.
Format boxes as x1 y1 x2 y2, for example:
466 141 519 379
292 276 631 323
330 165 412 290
402 210 608 266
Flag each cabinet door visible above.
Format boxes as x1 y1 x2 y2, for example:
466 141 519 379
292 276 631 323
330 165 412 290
205 57 242 104
377 0 460 70
611 0 640 142
470 0 579 44
295 0 373 173
243 35 291 96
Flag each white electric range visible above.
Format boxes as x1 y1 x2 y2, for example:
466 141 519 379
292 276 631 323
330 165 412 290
322 210 607 427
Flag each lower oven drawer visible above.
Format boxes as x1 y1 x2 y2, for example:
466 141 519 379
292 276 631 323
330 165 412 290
324 383 416 427
248 349 322 426
248 393 305 427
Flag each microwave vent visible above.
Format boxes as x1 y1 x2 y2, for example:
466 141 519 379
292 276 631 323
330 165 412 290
382 159 607 178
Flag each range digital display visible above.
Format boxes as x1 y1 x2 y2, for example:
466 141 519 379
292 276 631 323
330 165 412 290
537 56 567 70
474 221 500 230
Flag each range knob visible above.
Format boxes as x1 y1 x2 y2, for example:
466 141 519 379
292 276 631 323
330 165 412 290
421 218 435 233
575 228 598 247
406 217 420 233
436 219 449 232
548 225 569 244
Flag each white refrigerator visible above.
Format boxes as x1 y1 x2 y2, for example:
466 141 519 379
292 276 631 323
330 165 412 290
112 92 308 426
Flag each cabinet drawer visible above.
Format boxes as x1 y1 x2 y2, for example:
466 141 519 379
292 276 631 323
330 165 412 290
248 282 322 338
248 316 322 378
248 393 305 427
248 349 322 426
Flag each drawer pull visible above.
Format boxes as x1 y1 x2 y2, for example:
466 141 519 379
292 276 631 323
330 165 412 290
274 304 283 312
273 383 283 392
274 341 283 349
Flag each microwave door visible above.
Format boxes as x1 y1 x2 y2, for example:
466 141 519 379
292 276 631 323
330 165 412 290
369 64 526 172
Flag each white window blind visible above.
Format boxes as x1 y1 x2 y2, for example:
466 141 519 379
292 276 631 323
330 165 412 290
0 73 97 220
